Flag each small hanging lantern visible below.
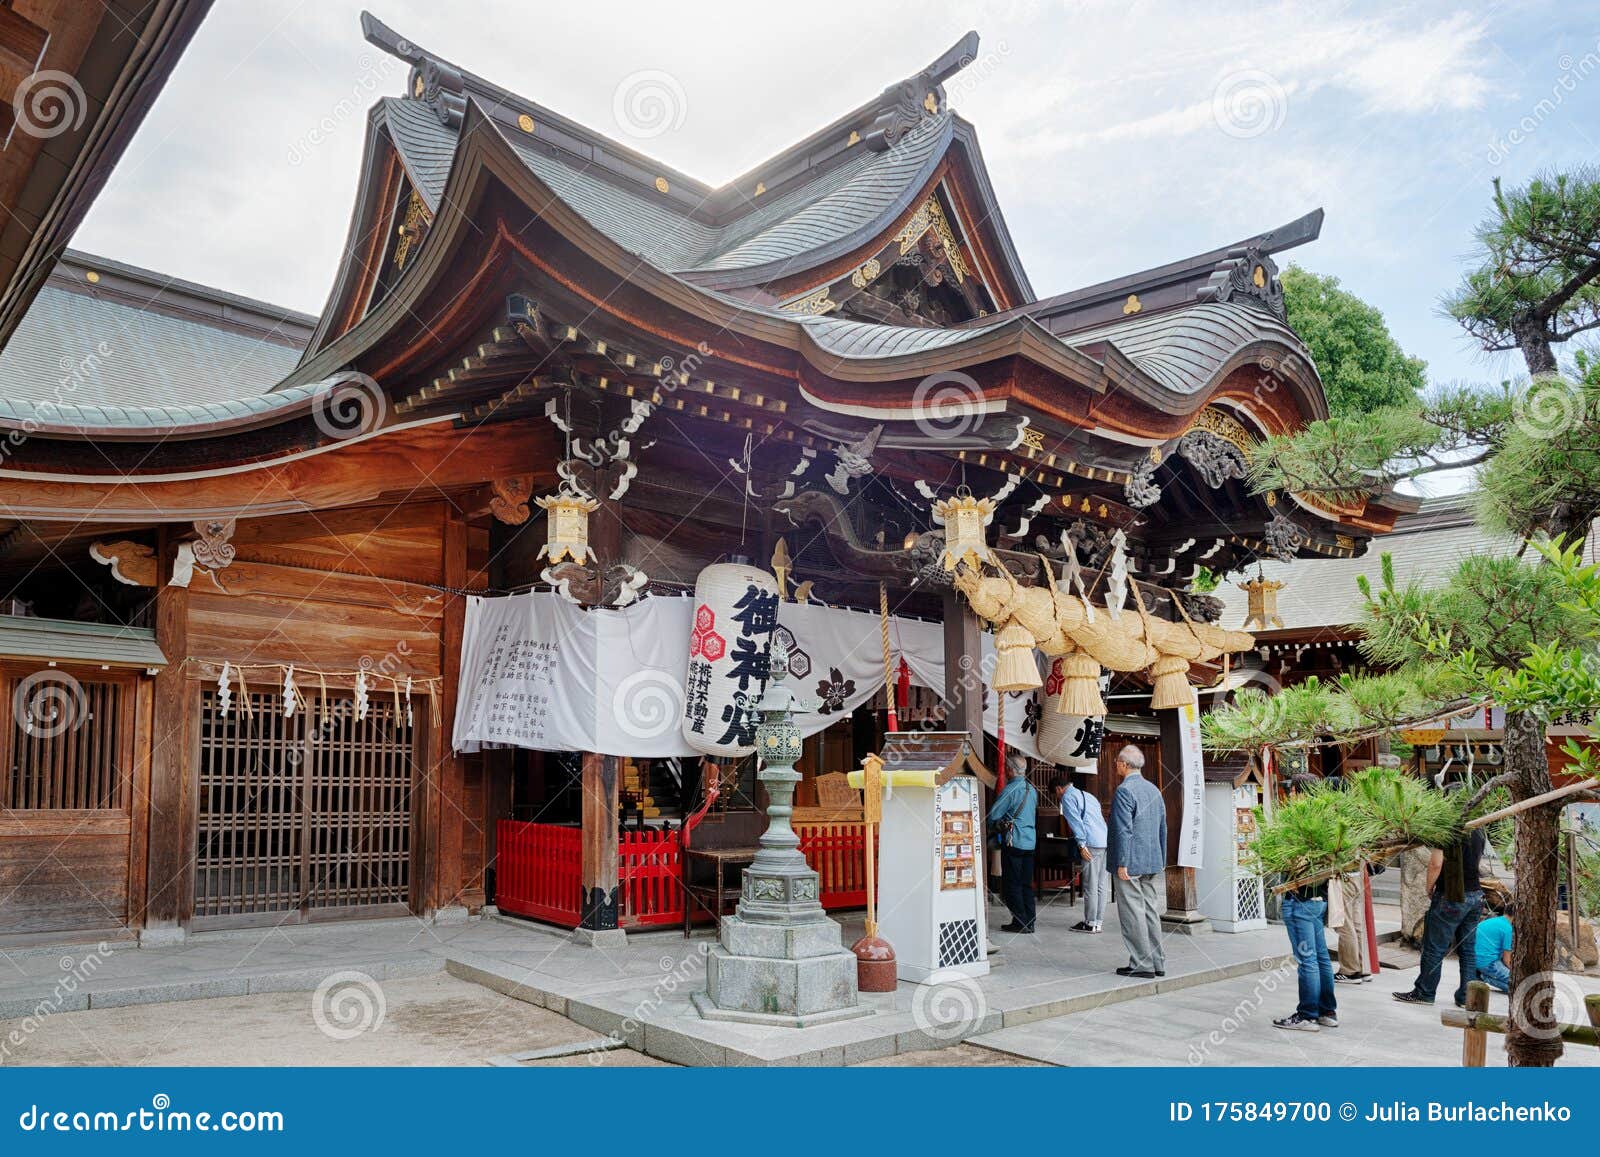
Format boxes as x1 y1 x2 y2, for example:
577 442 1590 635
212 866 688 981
1239 571 1286 631
931 488 996 572
681 559 781 757
535 491 601 565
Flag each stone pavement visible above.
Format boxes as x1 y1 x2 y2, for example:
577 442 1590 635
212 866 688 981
973 961 1600 1067
0 891 1397 1067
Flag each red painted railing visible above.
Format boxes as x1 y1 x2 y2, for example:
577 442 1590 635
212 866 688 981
496 821 583 926
617 828 683 927
795 821 877 909
496 818 876 930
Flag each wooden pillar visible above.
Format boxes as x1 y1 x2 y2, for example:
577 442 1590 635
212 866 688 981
1158 707 1207 930
432 507 474 915
579 751 620 934
942 590 982 743
142 533 192 943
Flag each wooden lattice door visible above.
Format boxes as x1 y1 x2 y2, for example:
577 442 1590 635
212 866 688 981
193 688 418 927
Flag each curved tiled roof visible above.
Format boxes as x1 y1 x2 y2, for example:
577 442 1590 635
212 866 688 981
799 313 1012 360
384 94 953 279
0 253 311 415
0 381 326 436
1061 302 1314 395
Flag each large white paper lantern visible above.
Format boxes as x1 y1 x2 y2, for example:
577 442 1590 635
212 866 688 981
1036 656 1106 768
681 561 780 757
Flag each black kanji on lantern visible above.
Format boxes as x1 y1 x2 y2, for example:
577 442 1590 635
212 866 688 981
716 689 757 748
1069 716 1105 761
730 584 779 638
726 635 770 692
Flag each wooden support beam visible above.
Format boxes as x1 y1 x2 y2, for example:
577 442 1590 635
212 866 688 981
142 534 192 940
580 752 620 932
942 590 983 746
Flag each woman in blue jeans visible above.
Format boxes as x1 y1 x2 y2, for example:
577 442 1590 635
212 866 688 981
1275 774 1337 1032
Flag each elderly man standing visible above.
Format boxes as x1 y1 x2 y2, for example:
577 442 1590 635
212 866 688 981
1108 745 1167 979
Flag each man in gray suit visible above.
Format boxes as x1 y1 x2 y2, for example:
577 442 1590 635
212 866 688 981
1108 745 1166 979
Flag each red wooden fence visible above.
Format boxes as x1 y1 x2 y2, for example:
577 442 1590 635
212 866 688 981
496 821 583 926
495 819 876 930
795 821 876 908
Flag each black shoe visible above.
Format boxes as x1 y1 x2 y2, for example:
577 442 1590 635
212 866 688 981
999 922 1025 932
1070 921 1094 932
1116 966 1156 978
1391 990 1433 1005
1334 971 1368 985
1115 966 1138 976
1155 970 1166 977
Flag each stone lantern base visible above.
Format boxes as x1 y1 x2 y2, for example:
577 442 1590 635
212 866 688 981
693 860 870 1028
693 910 870 1028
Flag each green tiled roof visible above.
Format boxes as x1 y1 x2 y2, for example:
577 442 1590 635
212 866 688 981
0 616 167 669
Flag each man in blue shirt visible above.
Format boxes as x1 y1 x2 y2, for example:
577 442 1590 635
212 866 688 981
1108 745 1167 978
1053 772 1108 933
988 753 1038 934
1474 902 1514 993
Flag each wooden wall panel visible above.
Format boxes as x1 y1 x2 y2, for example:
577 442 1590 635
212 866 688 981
230 503 448 585
0 831 129 935
186 591 441 676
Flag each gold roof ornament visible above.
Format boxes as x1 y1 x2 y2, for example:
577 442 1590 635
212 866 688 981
1239 571 1286 631
930 488 996 572
1123 293 1142 314
535 491 600 565
517 113 535 133
654 176 670 193
770 538 793 600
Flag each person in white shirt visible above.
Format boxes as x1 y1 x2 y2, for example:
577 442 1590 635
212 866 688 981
1053 772 1109 933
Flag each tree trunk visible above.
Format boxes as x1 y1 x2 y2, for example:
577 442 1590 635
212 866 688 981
1512 316 1558 378
1501 709 1564 1066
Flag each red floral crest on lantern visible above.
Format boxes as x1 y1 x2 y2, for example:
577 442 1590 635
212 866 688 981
690 604 726 661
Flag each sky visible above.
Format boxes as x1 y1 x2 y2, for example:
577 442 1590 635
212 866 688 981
74 0 1600 394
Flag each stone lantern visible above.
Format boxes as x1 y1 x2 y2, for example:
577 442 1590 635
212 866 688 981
695 634 867 1027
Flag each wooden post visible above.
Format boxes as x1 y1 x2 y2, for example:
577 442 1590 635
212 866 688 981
1462 980 1490 1068
941 590 982 743
1566 822 1580 947
142 532 191 944
579 751 621 939
431 508 472 916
